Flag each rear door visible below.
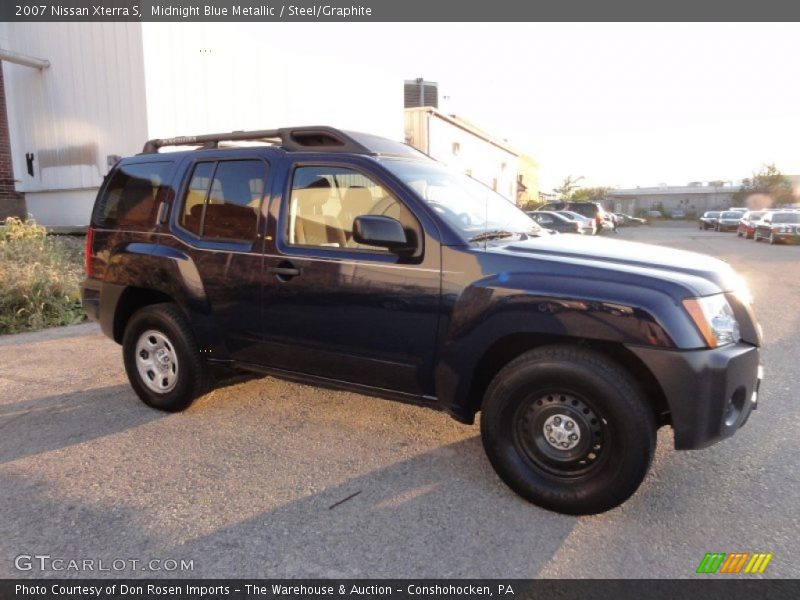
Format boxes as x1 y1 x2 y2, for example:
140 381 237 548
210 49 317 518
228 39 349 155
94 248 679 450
259 158 442 396
163 153 271 364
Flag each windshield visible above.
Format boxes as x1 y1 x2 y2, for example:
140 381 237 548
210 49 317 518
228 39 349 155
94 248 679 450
704 211 721 218
721 211 742 219
382 159 542 241
773 212 800 223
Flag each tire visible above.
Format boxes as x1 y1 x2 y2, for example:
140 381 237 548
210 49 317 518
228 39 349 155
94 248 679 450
122 303 210 411
480 345 656 515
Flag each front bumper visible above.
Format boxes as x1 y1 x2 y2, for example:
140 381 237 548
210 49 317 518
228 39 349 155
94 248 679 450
628 342 762 450
772 232 799 243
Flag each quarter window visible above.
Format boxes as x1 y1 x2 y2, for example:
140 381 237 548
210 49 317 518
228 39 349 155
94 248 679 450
93 161 173 229
180 160 266 241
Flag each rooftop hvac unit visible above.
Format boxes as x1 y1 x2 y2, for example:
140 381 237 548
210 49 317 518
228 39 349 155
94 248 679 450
404 78 438 108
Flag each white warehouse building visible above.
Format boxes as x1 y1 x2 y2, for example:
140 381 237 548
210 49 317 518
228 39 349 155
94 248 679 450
404 107 519 201
0 23 403 227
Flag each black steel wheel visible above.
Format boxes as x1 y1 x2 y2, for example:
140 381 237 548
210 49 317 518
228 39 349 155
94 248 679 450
481 345 656 515
513 391 608 479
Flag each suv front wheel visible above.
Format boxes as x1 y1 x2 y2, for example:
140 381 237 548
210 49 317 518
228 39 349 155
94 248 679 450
480 345 656 515
122 303 210 411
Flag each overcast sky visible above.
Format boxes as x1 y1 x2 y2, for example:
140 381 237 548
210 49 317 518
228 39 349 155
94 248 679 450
251 23 800 192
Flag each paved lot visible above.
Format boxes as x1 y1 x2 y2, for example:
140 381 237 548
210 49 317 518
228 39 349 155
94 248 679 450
0 225 798 579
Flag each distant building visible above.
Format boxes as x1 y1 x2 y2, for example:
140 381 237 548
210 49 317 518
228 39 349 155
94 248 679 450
516 154 540 207
605 183 739 216
404 106 524 201
0 22 403 227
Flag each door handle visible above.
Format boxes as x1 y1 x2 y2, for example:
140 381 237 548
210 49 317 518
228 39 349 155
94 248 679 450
268 267 300 276
267 261 301 281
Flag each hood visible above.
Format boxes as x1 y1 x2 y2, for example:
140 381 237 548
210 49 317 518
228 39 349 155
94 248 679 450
486 234 741 296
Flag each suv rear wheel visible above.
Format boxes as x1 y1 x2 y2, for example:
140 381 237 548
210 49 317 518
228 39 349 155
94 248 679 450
480 345 656 515
122 303 209 411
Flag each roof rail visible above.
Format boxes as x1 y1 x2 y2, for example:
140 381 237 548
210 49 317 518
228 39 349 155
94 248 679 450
141 126 374 154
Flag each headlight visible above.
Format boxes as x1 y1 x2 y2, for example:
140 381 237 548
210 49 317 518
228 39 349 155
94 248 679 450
682 294 741 348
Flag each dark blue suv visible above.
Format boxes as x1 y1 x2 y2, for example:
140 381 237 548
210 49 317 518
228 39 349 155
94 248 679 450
82 127 763 514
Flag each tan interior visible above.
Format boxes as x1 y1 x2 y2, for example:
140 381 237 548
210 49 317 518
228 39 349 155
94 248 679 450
292 179 346 247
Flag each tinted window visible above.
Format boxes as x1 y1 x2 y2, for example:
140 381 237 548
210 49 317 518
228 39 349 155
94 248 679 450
287 166 414 251
181 162 214 236
93 161 173 229
773 212 800 223
180 160 266 241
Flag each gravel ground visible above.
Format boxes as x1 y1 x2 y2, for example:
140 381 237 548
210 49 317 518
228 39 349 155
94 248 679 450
0 225 797 579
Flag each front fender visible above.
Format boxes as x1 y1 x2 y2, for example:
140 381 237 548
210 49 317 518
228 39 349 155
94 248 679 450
434 270 701 421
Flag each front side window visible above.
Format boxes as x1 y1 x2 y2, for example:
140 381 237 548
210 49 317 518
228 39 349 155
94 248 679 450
93 161 173 229
287 165 415 251
179 160 266 241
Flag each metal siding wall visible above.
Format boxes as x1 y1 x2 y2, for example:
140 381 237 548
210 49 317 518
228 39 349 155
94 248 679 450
1 22 147 196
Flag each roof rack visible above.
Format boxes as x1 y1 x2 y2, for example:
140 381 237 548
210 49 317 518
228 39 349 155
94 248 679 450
142 126 378 155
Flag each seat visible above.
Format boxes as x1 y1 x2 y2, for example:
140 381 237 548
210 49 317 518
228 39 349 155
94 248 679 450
338 186 375 235
292 178 346 247
203 203 258 239
182 190 207 233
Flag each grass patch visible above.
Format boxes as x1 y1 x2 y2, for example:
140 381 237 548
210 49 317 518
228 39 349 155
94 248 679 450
0 217 86 335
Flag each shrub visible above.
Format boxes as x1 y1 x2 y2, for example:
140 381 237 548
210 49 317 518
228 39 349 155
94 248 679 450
0 217 86 334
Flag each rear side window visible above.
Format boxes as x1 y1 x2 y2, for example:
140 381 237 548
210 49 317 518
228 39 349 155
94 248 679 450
179 160 267 242
93 161 173 229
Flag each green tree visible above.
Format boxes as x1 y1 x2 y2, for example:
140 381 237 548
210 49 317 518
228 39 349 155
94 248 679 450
553 175 584 200
572 186 612 201
733 164 795 206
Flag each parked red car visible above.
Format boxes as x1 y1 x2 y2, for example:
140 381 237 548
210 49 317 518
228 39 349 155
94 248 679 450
737 210 766 239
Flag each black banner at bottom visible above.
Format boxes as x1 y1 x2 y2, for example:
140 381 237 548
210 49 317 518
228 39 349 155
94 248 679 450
1 579 798 600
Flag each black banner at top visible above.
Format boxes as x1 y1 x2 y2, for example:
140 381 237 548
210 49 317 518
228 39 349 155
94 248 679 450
3 0 800 22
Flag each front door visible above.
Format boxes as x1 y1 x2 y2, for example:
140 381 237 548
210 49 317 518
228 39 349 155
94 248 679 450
260 161 441 395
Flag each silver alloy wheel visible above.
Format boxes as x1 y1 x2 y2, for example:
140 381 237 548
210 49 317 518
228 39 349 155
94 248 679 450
135 330 179 393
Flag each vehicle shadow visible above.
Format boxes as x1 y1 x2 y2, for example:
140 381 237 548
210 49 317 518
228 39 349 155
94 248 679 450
0 431 578 579
0 384 164 465
164 436 578 578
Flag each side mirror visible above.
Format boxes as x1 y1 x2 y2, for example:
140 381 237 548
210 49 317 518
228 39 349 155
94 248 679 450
352 215 411 251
